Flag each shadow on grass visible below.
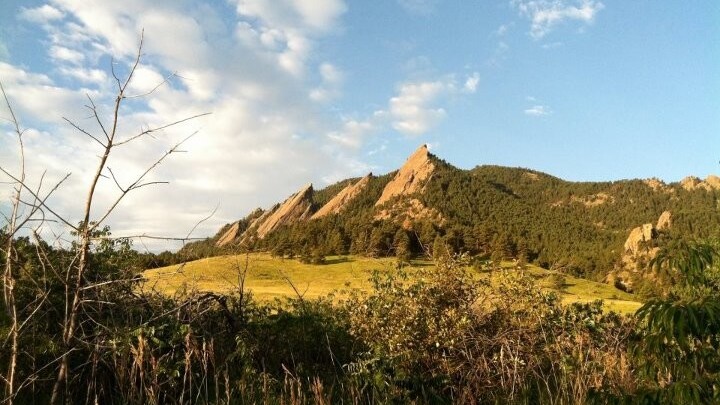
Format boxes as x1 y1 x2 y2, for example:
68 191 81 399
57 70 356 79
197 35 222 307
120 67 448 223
324 256 352 265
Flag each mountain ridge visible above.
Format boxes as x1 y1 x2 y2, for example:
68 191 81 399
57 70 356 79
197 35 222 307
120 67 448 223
190 145 719 292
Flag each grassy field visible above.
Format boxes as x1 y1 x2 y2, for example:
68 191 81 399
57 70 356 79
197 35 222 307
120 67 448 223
142 253 642 314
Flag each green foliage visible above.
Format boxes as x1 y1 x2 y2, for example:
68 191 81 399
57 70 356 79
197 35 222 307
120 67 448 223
218 161 720 285
627 241 720 404
546 272 568 291
342 256 636 403
3 234 644 404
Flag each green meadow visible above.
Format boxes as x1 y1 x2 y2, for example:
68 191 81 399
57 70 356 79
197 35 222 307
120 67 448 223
143 253 642 314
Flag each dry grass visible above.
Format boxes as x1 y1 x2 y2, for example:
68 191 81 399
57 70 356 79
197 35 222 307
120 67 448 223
142 253 642 314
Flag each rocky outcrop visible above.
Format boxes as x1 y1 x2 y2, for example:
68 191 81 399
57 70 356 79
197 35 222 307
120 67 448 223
216 222 241 247
656 210 672 231
623 223 655 256
705 175 720 190
570 193 614 207
644 178 673 193
375 198 444 229
609 210 672 291
681 176 704 191
375 144 435 206
680 175 720 192
311 174 372 219
244 184 314 240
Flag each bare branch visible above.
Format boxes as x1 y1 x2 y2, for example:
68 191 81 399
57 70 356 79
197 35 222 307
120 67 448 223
85 95 110 142
62 117 105 147
105 167 126 192
113 112 211 147
125 71 178 99
0 168 76 231
185 203 219 240
90 132 196 231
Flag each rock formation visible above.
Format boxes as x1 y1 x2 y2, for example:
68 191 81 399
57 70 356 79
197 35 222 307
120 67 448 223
245 183 314 240
216 222 240 247
311 174 372 219
623 223 655 256
375 198 444 229
705 175 720 190
570 193 614 207
644 178 673 193
656 210 672 231
679 175 720 191
609 210 672 291
375 144 435 206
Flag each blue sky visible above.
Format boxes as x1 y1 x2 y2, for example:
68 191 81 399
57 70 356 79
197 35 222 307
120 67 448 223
0 0 718 247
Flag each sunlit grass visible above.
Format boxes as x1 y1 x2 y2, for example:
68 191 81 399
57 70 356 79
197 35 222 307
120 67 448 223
142 253 642 314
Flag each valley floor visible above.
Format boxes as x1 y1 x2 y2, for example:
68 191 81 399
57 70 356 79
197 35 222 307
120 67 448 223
143 253 642 314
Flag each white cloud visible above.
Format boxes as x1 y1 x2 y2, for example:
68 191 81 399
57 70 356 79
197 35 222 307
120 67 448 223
327 117 376 148
496 23 513 36
513 0 604 39
19 5 64 23
310 62 344 102
0 1 359 251
49 45 85 64
524 104 552 116
464 72 480 93
390 81 448 135
388 72 478 136
57 66 107 85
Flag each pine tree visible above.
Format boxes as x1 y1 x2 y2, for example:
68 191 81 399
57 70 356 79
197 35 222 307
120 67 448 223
393 229 412 263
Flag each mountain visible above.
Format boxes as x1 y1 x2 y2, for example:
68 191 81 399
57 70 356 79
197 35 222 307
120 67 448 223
183 145 720 292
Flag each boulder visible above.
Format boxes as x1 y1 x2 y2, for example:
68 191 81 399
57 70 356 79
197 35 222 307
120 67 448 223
656 210 672 231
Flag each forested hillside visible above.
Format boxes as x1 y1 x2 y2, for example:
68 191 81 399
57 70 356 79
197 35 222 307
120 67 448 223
179 146 720 287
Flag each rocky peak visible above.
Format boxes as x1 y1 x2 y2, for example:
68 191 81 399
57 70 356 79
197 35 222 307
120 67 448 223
705 175 720 190
253 183 314 239
643 177 675 193
680 176 703 191
679 175 720 192
375 144 435 206
312 173 372 219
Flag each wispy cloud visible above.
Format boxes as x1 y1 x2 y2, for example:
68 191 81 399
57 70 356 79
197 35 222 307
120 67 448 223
524 104 552 116
326 71 479 144
390 81 448 135
512 0 604 39
19 5 64 23
464 73 480 93
310 62 344 102
389 72 479 136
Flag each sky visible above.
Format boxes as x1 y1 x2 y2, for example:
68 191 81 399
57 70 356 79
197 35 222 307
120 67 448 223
0 0 718 250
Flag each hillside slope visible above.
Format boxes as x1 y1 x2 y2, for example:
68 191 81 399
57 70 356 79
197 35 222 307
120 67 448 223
181 145 720 288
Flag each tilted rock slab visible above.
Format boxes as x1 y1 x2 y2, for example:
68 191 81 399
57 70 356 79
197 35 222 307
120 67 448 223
251 183 314 239
375 144 435 206
216 222 241 247
312 174 372 219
